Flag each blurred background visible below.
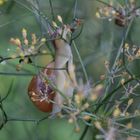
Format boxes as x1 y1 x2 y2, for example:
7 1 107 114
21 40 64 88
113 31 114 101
0 0 140 140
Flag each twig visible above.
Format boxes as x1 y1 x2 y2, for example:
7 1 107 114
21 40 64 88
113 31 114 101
79 69 140 140
49 0 55 21
79 124 90 140
73 0 78 19
0 52 52 63
95 74 140 112
0 103 7 130
70 23 84 43
103 18 134 111
8 115 49 123
72 41 89 84
0 80 14 102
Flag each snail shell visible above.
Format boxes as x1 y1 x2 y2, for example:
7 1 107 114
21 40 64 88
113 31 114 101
28 62 55 112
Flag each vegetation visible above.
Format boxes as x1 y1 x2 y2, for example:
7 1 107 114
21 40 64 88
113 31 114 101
0 0 140 140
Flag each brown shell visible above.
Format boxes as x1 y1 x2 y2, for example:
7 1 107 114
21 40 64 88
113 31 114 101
28 63 55 112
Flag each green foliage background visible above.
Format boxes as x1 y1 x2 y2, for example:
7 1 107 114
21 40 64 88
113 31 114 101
0 0 140 140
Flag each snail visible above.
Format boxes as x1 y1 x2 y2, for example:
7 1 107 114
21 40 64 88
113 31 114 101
28 19 82 113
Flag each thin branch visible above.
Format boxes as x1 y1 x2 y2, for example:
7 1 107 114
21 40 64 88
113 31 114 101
73 0 78 19
70 23 84 43
79 125 90 140
79 73 138 140
0 80 14 102
72 41 89 84
116 114 140 122
49 0 55 21
8 115 49 123
94 74 140 112
0 52 52 63
103 18 134 112
104 18 134 103
0 102 8 130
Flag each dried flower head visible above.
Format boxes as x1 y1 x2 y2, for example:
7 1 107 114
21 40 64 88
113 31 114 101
96 0 139 27
57 15 63 23
22 28 27 39
113 107 121 117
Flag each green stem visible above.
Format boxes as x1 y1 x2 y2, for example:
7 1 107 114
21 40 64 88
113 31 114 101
72 41 89 84
95 75 138 112
103 18 134 112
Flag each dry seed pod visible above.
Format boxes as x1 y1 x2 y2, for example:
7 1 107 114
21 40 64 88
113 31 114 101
115 12 127 27
28 63 55 112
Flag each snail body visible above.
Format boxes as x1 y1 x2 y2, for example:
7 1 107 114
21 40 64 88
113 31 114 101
28 21 81 113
